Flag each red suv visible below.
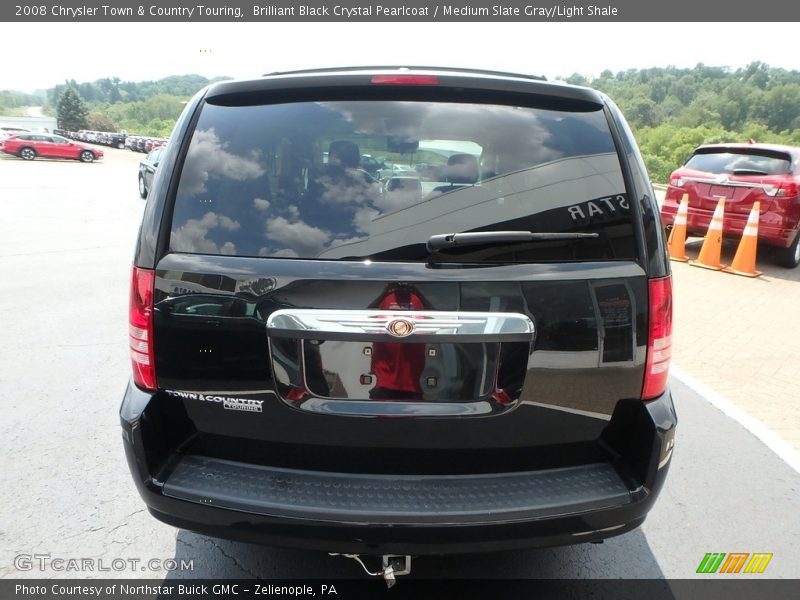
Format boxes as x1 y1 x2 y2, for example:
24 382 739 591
0 133 103 163
661 143 800 268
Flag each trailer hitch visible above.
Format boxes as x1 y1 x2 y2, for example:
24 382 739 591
329 553 412 588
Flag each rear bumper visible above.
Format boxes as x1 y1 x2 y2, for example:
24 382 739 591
661 194 799 248
120 381 676 554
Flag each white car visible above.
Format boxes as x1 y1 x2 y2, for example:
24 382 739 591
377 163 417 180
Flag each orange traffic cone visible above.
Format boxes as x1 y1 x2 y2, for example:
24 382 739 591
723 202 762 277
668 194 690 262
689 197 726 271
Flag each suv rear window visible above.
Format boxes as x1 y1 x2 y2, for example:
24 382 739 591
685 149 792 175
170 100 635 262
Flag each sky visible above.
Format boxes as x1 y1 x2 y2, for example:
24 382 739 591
2 22 800 92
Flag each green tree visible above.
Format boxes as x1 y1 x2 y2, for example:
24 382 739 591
752 85 800 132
56 86 88 130
623 96 658 128
86 112 117 131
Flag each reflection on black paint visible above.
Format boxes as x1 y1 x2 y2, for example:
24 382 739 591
369 284 427 399
594 283 635 364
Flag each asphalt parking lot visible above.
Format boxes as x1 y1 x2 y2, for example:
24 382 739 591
1 148 799 582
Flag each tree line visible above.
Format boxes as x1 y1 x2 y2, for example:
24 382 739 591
43 75 230 136
0 90 44 115
5 64 800 179
565 62 800 181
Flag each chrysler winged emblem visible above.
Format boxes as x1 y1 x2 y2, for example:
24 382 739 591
386 317 415 337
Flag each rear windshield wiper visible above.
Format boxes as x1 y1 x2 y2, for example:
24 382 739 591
732 168 769 176
426 231 599 252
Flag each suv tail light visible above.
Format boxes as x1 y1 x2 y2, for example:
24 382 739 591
776 182 799 198
669 176 686 188
757 176 795 198
129 266 156 391
642 276 672 400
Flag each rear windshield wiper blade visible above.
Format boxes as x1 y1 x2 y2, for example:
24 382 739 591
732 168 769 176
426 231 600 252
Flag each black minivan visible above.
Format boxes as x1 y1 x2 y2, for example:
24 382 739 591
122 67 675 577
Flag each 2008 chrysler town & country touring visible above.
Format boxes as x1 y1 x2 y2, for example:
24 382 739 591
121 67 676 575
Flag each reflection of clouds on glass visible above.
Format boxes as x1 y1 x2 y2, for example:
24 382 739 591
253 197 271 211
315 171 381 205
330 235 368 249
353 207 380 234
272 249 300 257
170 101 617 260
259 247 299 258
316 102 614 176
265 216 331 257
320 102 558 167
320 101 420 137
376 181 422 213
179 128 265 195
171 211 240 255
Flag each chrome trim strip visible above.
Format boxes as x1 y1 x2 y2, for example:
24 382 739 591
682 175 773 192
267 309 534 338
296 398 494 417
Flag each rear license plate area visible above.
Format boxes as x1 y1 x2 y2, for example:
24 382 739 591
274 339 500 402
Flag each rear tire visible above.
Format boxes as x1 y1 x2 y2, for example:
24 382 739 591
138 175 148 199
19 147 36 160
775 231 800 268
79 150 95 163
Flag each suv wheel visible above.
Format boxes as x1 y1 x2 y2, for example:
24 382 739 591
20 147 36 160
138 175 148 199
79 150 95 163
775 231 800 268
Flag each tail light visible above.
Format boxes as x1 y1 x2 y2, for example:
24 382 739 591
776 182 799 198
642 276 672 400
669 176 686 188
747 177 797 198
371 74 440 86
129 266 156 391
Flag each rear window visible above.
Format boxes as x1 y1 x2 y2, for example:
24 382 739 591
170 99 635 262
685 149 792 175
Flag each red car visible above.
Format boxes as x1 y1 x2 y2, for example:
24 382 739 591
0 133 103 163
661 143 800 268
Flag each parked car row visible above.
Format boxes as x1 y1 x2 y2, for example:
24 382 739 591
125 135 168 154
55 129 130 149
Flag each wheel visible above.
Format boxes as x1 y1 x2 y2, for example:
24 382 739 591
775 231 800 268
79 150 95 163
19 147 36 160
138 175 148 199
117 142 125 149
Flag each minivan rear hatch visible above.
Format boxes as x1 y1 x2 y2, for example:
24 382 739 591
147 81 652 470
